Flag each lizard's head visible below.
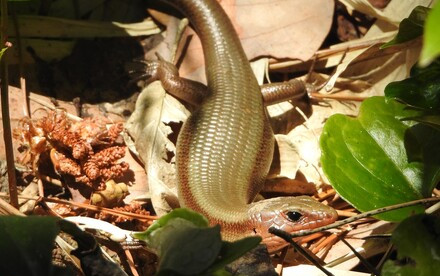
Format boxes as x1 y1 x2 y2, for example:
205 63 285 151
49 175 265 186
248 196 338 252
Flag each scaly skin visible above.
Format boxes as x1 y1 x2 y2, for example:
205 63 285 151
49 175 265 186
155 0 337 251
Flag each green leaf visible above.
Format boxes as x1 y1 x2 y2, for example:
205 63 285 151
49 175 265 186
209 237 262 272
385 59 440 110
320 97 440 221
134 208 259 275
0 216 73 276
133 208 209 242
0 46 8 60
210 269 233 276
155 220 223 275
420 2 440 66
403 114 440 129
382 6 429 49
382 214 440 276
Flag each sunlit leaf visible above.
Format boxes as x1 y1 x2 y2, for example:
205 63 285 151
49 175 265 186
133 208 209 242
420 1 440 66
385 59 440 110
381 6 429 49
320 97 440 221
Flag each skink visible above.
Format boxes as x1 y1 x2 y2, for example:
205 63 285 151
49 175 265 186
145 0 338 251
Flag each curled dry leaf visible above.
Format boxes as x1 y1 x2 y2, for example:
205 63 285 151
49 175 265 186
324 0 432 95
126 81 189 216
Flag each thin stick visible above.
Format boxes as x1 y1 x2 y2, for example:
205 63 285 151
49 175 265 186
270 228 335 276
124 249 140 276
340 238 380 275
376 242 393 273
0 193 158 221
1 0 18 208
312 233 339 254
0 197 24 216
274 247 288 275
10 5 29 117
310 92 367 102
270 197 440 238
337 210 359 217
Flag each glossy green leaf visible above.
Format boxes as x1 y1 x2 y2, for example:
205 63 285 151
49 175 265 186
403 114 440 129
320 97 440 221
420 2 440 66
381 6 429 49
154 219 223 275
133 208 209 241
0 216 73 276
135 208 260 275
382 214 440 276
385 59 440 110
209 237 262 272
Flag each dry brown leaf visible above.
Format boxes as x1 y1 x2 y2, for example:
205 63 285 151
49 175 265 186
262 178 316 195
125 81 188 215
236 0 334 60
285 100 360 185
324 221 395 270
340 0 430 24
324 0 432 95
120 146 149 204
178 0 334 82
278 1 433 193
272 134 300 179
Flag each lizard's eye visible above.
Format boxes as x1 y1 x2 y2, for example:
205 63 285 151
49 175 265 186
285 211 303 222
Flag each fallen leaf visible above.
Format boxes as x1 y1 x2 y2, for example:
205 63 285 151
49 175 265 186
285 100 360 185
125 81 189 215
178 0 334 82
325 0 432 95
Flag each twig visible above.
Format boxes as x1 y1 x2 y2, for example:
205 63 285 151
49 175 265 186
270 197 440 239
269 228 335 276
375 242 393 273
274 247 288 275
10 5 29 117
312 232 339 255
310 92 367 102
28 94 82 121
0 192 158 221
124 249 140 276
340 238 380 276
336 210 359 217
1 0 18 208
0 197 23 216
